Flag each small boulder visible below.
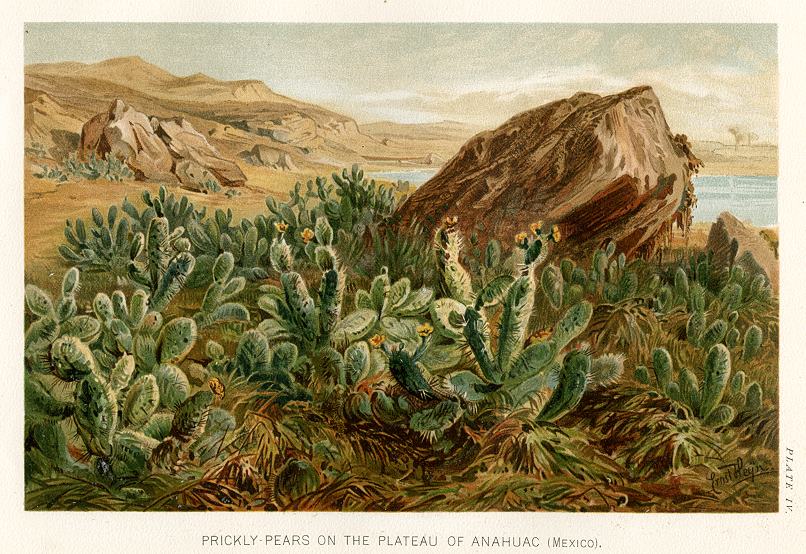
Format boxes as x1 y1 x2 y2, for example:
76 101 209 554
248 144 298 172
706 211 778 292
174 159 221 192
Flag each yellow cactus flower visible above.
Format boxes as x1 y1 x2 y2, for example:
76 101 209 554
529 221 544 235
208 377 226 400
444 215 459 228
369 334 386 348
417 322 434 337
274 221 289 233
515 232 529 246
551 225 561 243
300 227 315 244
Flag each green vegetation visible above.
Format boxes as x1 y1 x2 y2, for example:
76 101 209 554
34 152 135 182
24 165 778 512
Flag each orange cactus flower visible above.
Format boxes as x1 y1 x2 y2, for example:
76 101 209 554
529 221 544 236
274 221 289 233
369 334 386 348
515 232 529 246
300 227 315 244
208 377 226 400
417 322 434 337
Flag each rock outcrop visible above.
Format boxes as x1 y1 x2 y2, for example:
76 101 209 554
706 212 778 292
245 144 299 172
80 100 175 181
395 86 700 259
24 88 85 159
79 99 246 188
155 118 245 186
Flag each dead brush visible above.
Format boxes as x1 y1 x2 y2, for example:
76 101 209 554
216 455 263 495
561 386 725 479
733 405 778 450
281 474 392 511
586 299 661 364
474 412 623 482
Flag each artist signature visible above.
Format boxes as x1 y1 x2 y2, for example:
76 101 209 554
707 456 775 495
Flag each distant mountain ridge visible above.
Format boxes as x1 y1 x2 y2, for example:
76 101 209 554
26 56 288 105
25 56 473 173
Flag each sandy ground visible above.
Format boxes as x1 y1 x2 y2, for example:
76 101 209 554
24 167 296 271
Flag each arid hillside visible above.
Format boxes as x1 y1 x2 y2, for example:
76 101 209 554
24 56 463 175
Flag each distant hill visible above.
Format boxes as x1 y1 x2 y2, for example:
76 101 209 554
24 56 462 174
360 120 481 165
690 140 777 176
24 56 770 182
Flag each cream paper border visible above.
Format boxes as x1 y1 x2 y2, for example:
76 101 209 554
2 2 804 552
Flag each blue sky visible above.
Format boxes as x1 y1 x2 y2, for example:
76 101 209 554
25 23 777 142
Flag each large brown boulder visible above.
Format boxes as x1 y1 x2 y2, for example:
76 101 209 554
80 99 174 181
395 86 700 259
706 212 778 292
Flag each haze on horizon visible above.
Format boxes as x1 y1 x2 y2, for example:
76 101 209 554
24 23 777 144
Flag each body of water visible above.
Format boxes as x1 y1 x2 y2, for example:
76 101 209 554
369 169 437 185
371 170 778 227
692 175 777 227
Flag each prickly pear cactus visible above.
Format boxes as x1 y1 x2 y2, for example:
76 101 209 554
700 344 731 419
743 325 763 361
275 459 321 502
74 372 118 457
123 374 160 429
651 347 673 391
151 391 214 471
537 349 591 422
51 336 97 381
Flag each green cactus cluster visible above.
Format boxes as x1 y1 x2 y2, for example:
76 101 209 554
24 266 235 481
185 207 271 284
332 164 398 226
264 165 400 263
26 327 227 480
59 206 142 282
673 251 773 316
192 252 250 329
539 240 652 310
59 164 407 292
634 344 763 427
340 335 462 444
429 222 618 420
259 217 350 351
256 216 393 391
35 151 134 183
25 267 99 373
352 266 437 354
131 186 205 231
